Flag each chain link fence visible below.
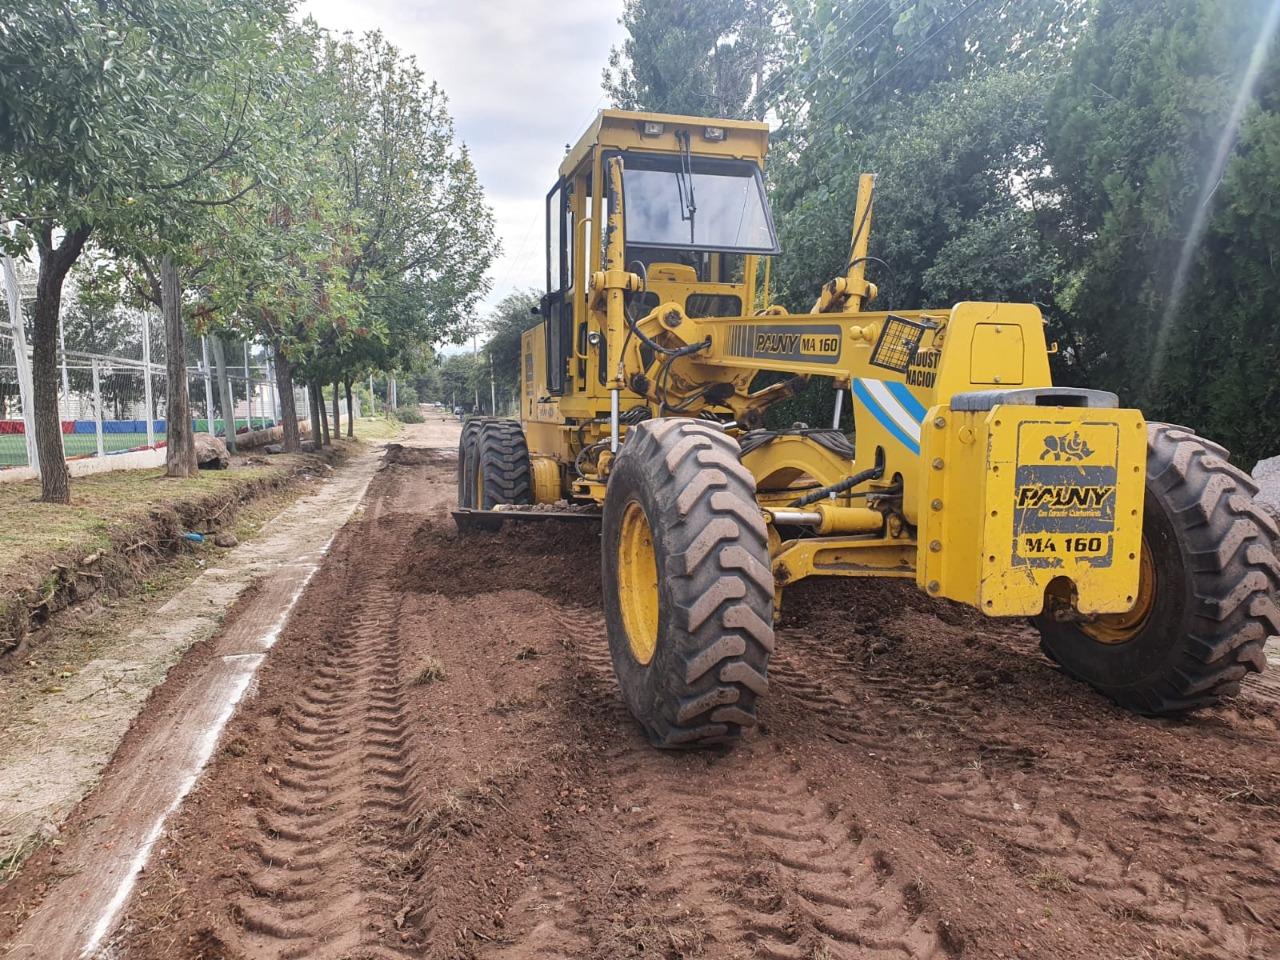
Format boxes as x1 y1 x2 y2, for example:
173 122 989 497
0 321 311 471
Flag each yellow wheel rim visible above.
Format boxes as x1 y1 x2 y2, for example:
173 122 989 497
1082 539 1157 645
474 467 484 508
617 500 660 665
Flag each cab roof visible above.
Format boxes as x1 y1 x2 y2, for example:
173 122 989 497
559 109 771 179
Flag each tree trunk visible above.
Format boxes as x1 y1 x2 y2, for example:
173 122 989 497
211 336 237 454
332 379 340 441
30 226 91 503
344 378 354 437
161 256 197 478
308 380 323 451
273 340 300 452
319 381 331 446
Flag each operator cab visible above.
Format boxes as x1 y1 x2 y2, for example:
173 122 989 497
540 111 779 397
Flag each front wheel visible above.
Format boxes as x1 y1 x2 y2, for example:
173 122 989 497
601 419 775 748
1034 423 1280 714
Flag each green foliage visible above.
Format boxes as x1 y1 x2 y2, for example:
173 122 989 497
604 0 780 118
608 0 1280 465
1045 0 1280 462
394 405 424 424
1 4 498 490
483 289 541 408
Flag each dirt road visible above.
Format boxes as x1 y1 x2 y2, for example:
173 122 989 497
3 418 1279 960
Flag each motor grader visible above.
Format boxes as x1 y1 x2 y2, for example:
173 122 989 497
457 109 1280 748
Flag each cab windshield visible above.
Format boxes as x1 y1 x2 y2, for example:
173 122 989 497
618 152 780 255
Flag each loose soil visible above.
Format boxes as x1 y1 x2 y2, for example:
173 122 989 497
3 418 1279 959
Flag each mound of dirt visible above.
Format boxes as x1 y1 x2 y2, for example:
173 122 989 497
398 518 602 605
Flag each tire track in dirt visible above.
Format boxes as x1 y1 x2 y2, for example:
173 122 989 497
224 548 417 958
551 607 956 960
768 625 1280 960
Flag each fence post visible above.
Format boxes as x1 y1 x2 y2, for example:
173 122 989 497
91 358 105 458
201 336 216 435
242 342 250 429
268 361 278 423
141 310 155 448
1 254 39 477
58 312 71 415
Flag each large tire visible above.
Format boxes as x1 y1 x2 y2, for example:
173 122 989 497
1034 423 1280 714
474 420 533 508
457 418 490 509
601 418 775 748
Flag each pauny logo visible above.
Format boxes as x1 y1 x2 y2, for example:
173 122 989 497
1040 431 1094 462
1016 485 1114 510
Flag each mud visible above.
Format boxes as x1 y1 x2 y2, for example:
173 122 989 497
3 422 1279 959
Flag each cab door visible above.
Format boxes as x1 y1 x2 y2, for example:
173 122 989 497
540 179 573 395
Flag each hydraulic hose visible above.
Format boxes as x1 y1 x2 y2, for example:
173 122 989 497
791 448 885 507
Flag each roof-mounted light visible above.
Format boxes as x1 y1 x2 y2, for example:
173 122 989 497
703 126 726 142
640 121 664 137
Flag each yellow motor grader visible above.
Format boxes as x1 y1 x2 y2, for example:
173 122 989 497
457 109 1280 748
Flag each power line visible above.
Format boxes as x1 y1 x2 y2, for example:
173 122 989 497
772 0 996 170
758 0 916 116
826 0 997 134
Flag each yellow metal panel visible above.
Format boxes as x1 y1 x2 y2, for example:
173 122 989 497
970 323 1024 385
918 404 1146 616
773 535 916 587
561 109 770 178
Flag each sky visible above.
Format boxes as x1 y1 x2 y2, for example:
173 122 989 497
299 0 627 334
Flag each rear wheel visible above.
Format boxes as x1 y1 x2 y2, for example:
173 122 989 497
474 420 532 508
457 418 490 509
1034 423 1280 714
602 419 775 748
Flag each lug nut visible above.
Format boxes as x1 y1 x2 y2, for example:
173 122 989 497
929 540 942 552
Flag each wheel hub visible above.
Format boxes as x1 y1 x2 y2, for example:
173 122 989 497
1081 539 1157 645
617 500 660 665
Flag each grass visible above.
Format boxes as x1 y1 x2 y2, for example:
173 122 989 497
412 657 447 685
0 432 165 468
0 462 287 590
351 416 402 442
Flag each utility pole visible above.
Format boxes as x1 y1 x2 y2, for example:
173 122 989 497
489 352 496 416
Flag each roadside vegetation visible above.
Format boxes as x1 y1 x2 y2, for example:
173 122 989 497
0 1 496 502
603 0 1280 467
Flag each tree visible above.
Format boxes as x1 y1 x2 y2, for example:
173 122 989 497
604 0 780 118
0 0 292 498
324 32 497 376
482 289 540 412
1045 0 1280 464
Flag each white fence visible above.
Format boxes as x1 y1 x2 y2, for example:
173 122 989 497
0 321 311 471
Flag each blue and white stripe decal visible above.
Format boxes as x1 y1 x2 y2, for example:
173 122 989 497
852 378 924 455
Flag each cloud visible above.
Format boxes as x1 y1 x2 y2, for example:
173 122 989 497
300 0 626 317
